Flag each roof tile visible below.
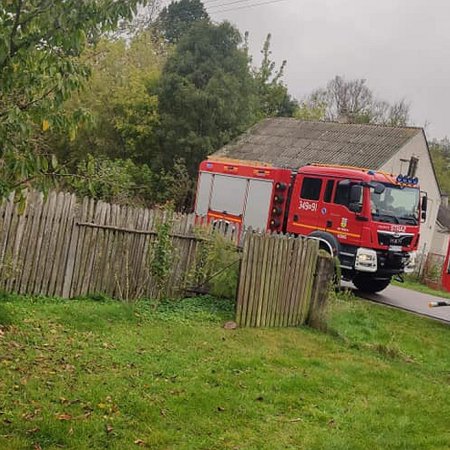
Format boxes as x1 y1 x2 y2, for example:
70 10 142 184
214 118 422 170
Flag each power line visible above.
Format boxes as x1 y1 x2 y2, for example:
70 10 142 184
203 0 240 5
206 0 254 10
207 0 290 14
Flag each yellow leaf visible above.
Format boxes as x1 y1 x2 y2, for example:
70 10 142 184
69 127 76 141
42 120 50 132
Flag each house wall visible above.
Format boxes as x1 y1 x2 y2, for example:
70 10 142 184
430 223 450 257
380 131 441 256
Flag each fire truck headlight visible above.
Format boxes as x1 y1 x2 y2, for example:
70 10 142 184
355 248 378 273
404 251 417 274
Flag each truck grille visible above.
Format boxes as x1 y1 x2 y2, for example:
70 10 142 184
377 232 414 247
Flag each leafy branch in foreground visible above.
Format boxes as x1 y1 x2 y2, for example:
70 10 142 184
0 0 150 194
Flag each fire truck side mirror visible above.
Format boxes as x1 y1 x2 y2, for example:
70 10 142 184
421 195 428 212
373 183 385 195
349 185 363 213
350 185 362 203
421 193 428 222
420 191 428 223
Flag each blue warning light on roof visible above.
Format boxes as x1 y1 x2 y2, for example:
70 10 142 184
396 174 419 185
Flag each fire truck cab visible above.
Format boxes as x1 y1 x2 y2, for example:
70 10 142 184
195 159 425 293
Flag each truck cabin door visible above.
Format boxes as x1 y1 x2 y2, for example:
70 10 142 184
326 179 364 247
315 178 336 231
288 175 324 234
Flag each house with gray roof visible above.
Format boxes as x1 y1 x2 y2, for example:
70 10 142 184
214 118 441 255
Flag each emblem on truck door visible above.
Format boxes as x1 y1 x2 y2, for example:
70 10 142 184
340 217 348 228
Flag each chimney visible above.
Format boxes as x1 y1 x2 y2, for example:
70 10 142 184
407 156 419 177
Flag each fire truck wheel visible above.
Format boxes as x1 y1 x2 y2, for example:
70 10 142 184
308 231 340 257
353 276 391 293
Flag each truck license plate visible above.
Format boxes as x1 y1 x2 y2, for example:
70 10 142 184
389 245 402 252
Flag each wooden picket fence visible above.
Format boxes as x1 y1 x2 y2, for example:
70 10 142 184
0 190 334 326
0 190 227 300
235 233 334 328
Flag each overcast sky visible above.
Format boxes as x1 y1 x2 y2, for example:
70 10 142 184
205 0 450 140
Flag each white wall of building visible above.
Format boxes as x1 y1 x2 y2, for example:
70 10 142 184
380 131 441 255
430 224 449 256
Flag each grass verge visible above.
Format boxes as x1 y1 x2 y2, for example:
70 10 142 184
0 292 449 449
393 277 450 300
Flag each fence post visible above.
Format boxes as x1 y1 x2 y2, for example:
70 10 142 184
307 254 335 329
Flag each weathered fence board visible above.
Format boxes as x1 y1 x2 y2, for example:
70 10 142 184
0 191 210 300
235 233 332 328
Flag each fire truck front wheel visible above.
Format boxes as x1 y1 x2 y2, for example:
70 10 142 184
353 275 391 293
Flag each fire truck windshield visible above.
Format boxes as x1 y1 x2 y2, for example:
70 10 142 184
370 184 420 225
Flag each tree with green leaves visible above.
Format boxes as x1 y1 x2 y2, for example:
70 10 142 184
157 0 209 44
430 138 450 195
53 32 163 165
250 33 297 118
0 0 149 195
300 75 410 126
157 21 258 175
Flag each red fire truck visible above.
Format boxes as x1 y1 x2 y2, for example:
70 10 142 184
194 158 427 293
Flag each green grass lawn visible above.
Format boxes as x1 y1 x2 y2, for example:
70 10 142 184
0 293 449 449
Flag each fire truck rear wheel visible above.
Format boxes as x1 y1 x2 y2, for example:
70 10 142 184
353 275 391 293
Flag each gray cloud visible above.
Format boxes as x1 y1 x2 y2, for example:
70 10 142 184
209 0 450 139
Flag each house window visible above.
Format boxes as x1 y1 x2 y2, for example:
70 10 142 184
300 177 322 201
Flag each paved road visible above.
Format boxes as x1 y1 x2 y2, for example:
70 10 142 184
344 282 450 323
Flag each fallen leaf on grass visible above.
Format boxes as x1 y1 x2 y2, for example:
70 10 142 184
106 424 114 434
33 443 42 450
134 438 146 446
102 342 116 349
23 409 40 421
26 427 40 434
217 406 225 412
56 413 72 421
277 417 303 423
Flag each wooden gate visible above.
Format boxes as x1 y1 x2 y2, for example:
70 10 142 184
236 233 330 327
